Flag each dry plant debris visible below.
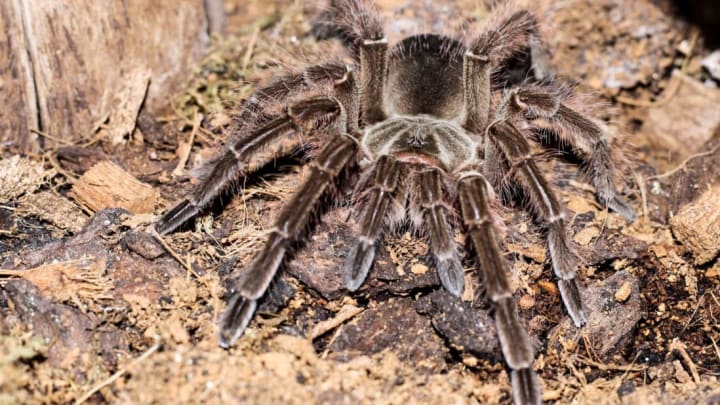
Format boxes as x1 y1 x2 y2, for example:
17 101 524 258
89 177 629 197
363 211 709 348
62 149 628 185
0 156 51 204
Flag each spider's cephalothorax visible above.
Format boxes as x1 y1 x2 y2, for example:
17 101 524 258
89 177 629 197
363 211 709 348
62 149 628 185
157 2 635 404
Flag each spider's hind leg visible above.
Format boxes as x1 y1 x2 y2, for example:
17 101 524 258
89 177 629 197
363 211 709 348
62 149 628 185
310 0 385 57
468 5 552 83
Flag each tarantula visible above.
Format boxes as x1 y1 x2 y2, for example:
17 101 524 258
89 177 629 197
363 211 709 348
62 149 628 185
157 1 634 404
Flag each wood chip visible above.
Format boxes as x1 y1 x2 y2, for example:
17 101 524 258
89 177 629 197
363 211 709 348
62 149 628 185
506 242 547 263
669 185 720 264
69 161 159 214
538 280 558 296
19 191 88 233
0 257 111 304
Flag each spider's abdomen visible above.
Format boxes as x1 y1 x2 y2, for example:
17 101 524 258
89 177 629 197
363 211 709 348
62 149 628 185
363 116 475 172
385 34 465 120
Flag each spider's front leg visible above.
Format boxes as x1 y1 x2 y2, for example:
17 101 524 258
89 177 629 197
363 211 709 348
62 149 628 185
343 155 401 290
457 173 541 405
220 132 358 347
311 0 388 124
509 87 635 220
463 7 549 133
416 168 464 296
488 121 585 326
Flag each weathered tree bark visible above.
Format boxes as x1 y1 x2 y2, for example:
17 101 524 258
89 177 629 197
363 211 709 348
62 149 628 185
0 1 212 153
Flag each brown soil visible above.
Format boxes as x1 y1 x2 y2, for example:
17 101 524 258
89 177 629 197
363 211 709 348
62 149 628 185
2 0 720 404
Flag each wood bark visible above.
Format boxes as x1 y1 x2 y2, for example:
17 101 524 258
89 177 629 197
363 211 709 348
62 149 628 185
0 1 211 152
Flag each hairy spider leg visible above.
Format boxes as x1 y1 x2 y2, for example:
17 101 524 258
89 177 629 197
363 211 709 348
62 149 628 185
462 51 492 133
416 168 465 296
157 67 358 235
457 173 541 405
360 38 389 124
507 87 635 220
219 132 358 347
343 154 401 290
489 121 586 326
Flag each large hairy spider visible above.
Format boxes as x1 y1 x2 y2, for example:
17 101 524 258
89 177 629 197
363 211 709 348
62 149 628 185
157 1 634 404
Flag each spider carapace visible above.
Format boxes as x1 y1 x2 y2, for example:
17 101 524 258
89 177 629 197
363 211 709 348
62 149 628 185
157 1 635 404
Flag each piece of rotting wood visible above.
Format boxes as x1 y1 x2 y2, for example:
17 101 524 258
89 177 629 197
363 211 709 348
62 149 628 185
0 1 211 152
670 185 720 264
70 161 159 214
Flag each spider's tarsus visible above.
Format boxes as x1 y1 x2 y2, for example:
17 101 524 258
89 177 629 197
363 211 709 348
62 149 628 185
436 257 464 297
218 294 257 348
511 369 542 405
157 199 196 235
558 279 586 327
343 240 376 291
606 196 636 222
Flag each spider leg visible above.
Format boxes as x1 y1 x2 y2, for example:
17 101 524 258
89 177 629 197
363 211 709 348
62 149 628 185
462 51 491 132
457 173 541 405
311 0 384 58
463 7 549 133
309 0 388 123
343 154 401 290
157 68 359 235
489 121 586 327
510 87 635 220
417 168 464 296
468 7 550 80
360 36 388 124
219 133 358 347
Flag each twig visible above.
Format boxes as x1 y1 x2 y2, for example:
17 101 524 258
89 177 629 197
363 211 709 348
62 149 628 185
669 338 701 384
633 171 649 221
647 144 720 180
151 228 203 282
680 294 705 335
573 354 647 372
172 109 201 177
242 26 260 71
31 128 74 146
74 340 161 404
308 304 364 340
612 351 643 393
711 336 720 363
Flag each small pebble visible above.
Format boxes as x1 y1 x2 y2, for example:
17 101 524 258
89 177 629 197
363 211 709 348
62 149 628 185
519 294 535 310
615 281 632 302
410 263 428 275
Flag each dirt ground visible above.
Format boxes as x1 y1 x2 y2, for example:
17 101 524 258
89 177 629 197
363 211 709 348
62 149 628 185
2 0 720 404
